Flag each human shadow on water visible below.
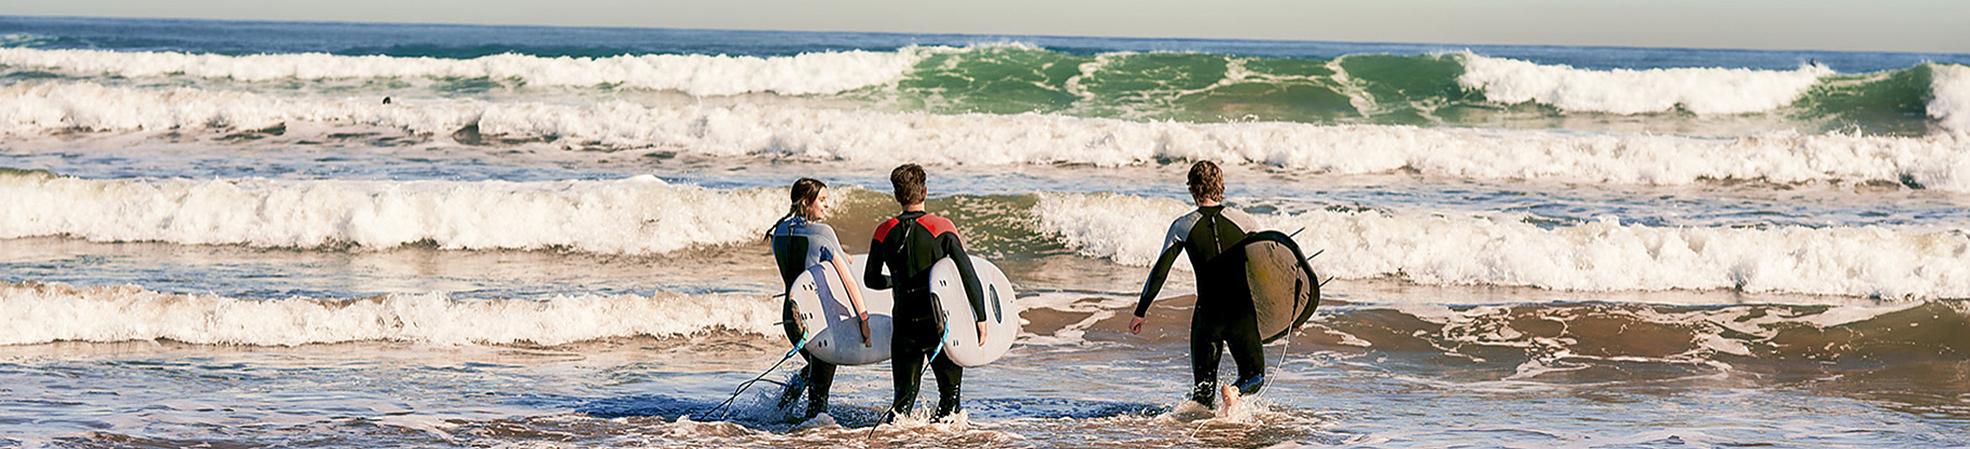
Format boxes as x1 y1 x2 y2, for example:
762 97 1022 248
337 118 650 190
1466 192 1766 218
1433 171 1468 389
949 397 1171 420
524 392 882 429
528 393 1168 429
570 394 720 420
510 392 737 421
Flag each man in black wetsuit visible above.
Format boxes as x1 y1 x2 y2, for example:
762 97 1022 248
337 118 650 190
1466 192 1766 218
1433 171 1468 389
863 164 989 421
1128 160 1266 408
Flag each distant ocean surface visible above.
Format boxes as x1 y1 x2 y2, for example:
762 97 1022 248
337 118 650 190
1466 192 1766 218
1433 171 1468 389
1 15 1966 448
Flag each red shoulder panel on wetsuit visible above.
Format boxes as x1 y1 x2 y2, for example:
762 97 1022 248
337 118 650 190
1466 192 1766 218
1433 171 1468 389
918 214 960 238
872 217 901 243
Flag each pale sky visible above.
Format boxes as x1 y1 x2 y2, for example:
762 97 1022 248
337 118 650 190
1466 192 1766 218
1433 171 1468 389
5 0 1967 54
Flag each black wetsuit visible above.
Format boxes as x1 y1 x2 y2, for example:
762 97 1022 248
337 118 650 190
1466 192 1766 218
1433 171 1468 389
770 215 846 418
1135 205 1265 406
864 210 986 419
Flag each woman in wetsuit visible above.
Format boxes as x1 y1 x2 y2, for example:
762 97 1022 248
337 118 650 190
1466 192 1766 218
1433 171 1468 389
767 178 871 420
1128 161 1266 408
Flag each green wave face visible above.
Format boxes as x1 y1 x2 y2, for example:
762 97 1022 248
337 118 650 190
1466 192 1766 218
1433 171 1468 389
863 47 1953 136
1793 64 1936 135
880 47 1376 124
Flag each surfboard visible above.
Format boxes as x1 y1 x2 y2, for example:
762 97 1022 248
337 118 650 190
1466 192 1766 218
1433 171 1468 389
787 256 895 365
928 256 1020 367
1214 230 1321 343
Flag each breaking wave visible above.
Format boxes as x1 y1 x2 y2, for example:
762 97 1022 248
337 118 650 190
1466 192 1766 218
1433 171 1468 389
1035 193 1970 299
1928 64 1970 134
0 281 777 346
0 46 929 96
5 81 1968 191
6 47 1967 133
8 172 1970 300
0 172 782 254
1456 53 1834 115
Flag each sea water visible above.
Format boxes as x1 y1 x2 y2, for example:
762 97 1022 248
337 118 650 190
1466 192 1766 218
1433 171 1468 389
1 16 1967 448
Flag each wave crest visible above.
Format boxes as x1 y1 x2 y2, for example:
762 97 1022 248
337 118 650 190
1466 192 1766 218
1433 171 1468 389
1457 53 1834 115
0 174 782 254
1036 193 1970 299
1929 64 1970 133
0 47 929 96
8 81 1970 191
0 282 776 346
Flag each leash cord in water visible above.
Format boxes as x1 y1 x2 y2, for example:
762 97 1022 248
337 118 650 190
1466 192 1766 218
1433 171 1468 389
704 334 810 420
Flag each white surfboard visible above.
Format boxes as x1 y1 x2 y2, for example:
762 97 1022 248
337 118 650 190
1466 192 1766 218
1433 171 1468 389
928 256 1020 367
788 256 894 365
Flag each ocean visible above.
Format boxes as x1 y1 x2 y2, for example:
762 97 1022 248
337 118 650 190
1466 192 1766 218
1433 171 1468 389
0 15 1967 448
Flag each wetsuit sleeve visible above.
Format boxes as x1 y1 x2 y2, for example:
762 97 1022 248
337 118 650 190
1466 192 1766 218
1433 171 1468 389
864 219 896 290
1134 244 1184 317
938 231 988 323
864 237 892 290
1134 216 1190 317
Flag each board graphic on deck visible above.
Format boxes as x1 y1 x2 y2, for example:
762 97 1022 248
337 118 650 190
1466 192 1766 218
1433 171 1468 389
787 257 895 365
928 256 1020 367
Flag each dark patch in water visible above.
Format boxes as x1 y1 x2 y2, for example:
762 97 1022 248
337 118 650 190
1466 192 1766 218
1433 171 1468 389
0 166 59 179
218 124 286 141
553 393 882 428
1899 172 1925 190
966 397 1168 419
451 123 483 145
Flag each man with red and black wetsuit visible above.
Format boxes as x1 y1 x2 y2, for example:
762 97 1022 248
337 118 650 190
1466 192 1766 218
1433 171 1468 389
863 163 988 421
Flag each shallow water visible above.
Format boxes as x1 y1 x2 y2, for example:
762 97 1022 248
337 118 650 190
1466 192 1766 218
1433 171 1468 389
5 299 1965 448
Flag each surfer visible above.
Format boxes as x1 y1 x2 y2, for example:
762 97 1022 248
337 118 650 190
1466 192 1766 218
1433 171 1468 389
1128 160 1267 410
864 164 989 421
767 177 871 420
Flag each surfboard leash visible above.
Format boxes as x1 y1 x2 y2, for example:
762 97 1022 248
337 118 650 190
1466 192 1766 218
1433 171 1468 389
866 409 892 441
867 313 954 443
1250 245 1332 420
703 334 811 420
928 309 953 363
1270 247 1329 391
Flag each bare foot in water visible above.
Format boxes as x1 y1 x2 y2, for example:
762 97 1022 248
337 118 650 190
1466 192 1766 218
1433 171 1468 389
1217 384 1242 417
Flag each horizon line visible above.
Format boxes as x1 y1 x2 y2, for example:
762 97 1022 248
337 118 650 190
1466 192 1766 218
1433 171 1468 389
5 13 1966 59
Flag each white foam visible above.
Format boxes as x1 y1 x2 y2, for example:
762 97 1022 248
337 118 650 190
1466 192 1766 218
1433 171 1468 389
0 282 777 346
1928 64 1970 134
1457 53 1833 115
1033 193 1195 268
1376 302 1939 378
1798 302 1927 328
0 174 782 254
1011 292 1136 346
1034 193 1970 299
11 81 1970 191
0 47 930 96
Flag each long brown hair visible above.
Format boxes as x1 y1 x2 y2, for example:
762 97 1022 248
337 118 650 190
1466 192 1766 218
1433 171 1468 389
765 177 828 239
